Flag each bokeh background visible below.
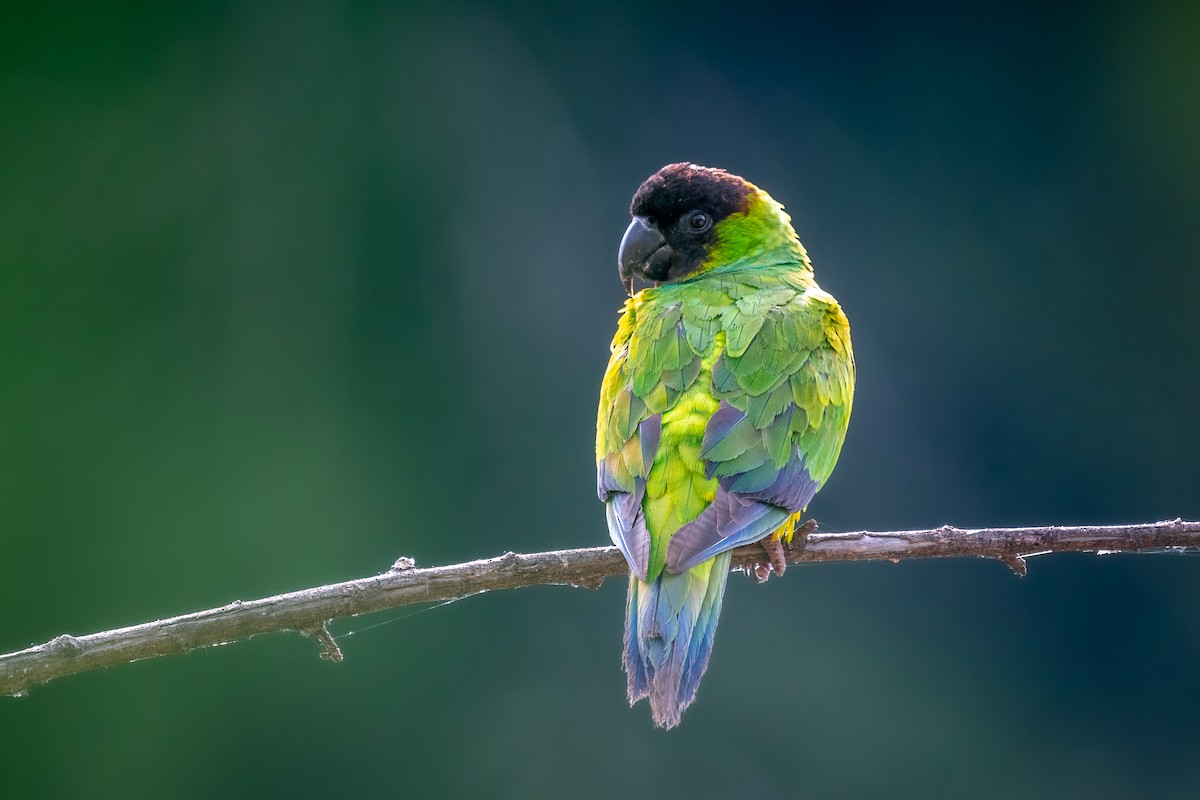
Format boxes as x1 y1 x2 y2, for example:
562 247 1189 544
3 2 1199 797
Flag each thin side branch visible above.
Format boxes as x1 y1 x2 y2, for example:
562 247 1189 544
2 519 1197 697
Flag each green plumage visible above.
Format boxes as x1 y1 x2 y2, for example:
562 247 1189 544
597 163 854 728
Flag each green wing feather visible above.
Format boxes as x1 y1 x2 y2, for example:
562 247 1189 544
714 282 854 488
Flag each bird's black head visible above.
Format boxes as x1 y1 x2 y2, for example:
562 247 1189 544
619 163 752 292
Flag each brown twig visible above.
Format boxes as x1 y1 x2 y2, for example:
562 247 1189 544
1 518 1197 697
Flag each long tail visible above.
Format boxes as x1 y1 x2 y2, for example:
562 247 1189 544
623 551 731 729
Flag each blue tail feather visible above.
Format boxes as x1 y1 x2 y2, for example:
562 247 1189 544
622 551 732 729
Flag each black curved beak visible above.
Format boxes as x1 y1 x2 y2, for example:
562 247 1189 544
618 216 668 292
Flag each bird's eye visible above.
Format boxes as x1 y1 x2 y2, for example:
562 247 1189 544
685 210 711 233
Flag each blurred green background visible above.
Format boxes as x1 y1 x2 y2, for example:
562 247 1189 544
3 1 1200 797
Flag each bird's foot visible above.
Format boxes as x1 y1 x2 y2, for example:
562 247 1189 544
749 519 818 583
751 535 788 584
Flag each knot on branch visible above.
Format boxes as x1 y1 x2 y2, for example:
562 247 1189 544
48 634 82 655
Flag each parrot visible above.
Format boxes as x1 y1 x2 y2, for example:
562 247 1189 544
596 163 854 728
